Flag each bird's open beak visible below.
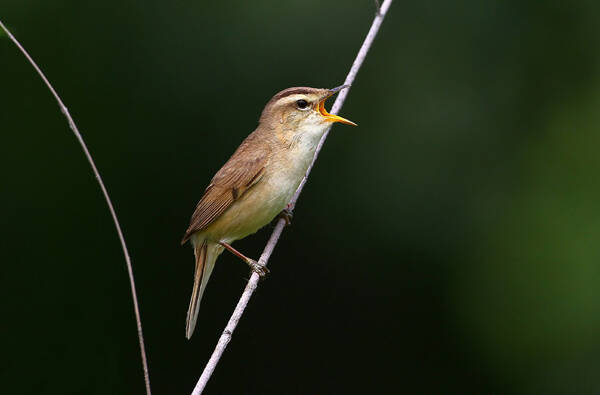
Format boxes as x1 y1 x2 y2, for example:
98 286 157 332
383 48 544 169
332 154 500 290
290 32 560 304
317 85 357 126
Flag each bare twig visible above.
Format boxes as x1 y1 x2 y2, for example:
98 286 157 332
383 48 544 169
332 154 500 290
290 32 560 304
0 20 151 395
191 1 394 393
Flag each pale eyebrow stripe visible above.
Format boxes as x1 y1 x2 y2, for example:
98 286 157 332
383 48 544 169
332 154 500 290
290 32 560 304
272 87 315 101
278 94 311 105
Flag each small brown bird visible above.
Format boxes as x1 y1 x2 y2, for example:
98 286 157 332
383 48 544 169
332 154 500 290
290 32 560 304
181 85 356 339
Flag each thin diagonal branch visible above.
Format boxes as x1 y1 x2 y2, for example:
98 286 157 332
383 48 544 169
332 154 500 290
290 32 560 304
191 1 393 393
0 20 151 395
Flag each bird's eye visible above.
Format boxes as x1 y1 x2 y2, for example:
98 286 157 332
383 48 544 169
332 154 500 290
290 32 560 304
296 99 309 109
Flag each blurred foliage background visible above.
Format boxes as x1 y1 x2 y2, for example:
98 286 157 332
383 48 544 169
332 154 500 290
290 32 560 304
2 1 600 394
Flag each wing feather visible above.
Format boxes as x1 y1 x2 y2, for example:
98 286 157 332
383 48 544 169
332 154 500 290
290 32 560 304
181 134 269 244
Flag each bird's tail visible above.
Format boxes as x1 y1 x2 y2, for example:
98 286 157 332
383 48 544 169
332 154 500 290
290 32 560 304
185 238 221 339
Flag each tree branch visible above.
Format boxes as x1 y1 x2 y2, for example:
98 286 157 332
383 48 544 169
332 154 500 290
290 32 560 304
0 19 152 395
191 1 394 393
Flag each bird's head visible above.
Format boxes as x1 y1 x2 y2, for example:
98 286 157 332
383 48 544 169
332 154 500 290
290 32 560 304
259 85 356 137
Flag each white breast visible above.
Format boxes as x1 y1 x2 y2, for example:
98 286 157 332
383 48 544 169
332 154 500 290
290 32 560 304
259 125 326 220
214 124 328 242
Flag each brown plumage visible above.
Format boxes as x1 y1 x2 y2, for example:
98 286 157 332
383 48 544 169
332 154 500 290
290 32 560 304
181 132 270 244
181 86 355 339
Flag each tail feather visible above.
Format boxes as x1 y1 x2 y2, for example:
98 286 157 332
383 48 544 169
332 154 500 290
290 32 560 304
185 239 219 339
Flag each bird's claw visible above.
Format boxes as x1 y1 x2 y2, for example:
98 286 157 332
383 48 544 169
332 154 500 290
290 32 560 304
248 259 270 278
278 208 293 226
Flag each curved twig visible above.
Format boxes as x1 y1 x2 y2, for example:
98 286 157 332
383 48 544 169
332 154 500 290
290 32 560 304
191 1 394 393
0 20 151 395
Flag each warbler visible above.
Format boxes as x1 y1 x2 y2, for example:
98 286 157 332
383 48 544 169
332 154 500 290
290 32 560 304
181 85 356 339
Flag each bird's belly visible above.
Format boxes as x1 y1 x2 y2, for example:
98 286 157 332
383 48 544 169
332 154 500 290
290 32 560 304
204 141 317 243
205 170 300 243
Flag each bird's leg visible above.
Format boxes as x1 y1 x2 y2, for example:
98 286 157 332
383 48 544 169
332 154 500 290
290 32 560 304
276 203 293 226
218 241 269 277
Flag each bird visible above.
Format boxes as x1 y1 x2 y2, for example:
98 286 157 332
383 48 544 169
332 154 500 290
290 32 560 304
181 85 356 339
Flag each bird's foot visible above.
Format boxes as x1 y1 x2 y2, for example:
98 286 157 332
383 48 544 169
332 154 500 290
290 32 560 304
247 259 270 278
219 241 268 277
277 207 293 226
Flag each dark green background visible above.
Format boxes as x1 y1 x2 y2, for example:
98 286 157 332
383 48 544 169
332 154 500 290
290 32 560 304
2 1 600 394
